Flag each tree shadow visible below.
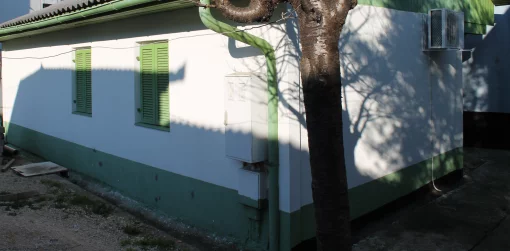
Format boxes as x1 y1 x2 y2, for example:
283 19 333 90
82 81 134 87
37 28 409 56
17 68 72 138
216 3 463 248
1 3 465 251
463 6 510 149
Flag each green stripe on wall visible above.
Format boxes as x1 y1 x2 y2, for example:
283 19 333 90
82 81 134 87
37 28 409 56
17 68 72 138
4 122 269 250
5 122 463 251
286 147 463 248
358 0 494 34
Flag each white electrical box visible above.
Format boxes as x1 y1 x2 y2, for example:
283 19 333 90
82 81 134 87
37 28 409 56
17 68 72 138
224 73 268 163
238 167 267 202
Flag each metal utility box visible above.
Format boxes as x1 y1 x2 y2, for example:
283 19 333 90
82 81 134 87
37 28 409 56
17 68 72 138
238 167 267 204
224 73 268 163
426 9 464 50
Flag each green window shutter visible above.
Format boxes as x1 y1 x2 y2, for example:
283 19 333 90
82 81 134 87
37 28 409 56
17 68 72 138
75 48 92 114
140 42 169 127
84 49 92 114
155 43 169 127
140 44 157 124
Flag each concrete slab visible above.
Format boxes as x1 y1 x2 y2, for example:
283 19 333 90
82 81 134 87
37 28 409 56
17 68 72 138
11 162 67 177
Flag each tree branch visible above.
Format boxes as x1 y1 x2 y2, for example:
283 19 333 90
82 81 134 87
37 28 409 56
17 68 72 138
214 0 277 23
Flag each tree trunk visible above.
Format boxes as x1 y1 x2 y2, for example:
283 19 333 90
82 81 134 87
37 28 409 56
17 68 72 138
212 0 355 249
295 1 353 250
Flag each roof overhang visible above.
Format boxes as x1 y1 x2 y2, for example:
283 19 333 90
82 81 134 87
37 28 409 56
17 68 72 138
493 0 510 6
0 0 194 42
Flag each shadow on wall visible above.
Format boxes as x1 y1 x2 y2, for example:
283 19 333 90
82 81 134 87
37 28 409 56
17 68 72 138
463 7 510 149
184 4 461 248
4 4 463 251
5 66 280 250
338 6 462 217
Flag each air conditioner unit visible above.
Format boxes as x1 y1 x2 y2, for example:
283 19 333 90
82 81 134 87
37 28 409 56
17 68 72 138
427 9 464 50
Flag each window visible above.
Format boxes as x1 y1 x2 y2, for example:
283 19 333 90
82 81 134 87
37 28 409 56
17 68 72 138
73 48 92 116
137 42 169 129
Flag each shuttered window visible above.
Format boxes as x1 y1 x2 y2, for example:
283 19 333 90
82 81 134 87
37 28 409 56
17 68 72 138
74 48 92 115
139 42 169 128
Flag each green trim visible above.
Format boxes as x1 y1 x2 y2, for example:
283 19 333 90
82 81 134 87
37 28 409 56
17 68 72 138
358 0 494 34
135 122 170 132
4 122 463 251
5 121 267 250
72 111 93 118
198 3 281 251
283 147 464 249
139 42 170 127
238 195 268 209
74 48 92 115
349 147 463 218
0 0 194 41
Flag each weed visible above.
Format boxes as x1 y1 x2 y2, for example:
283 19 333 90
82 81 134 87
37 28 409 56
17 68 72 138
91 202 114 217
0 191 11 195
29 203 43 210
33 196 48 203
133 237 175 249
55 193 68 204
54 202 68 209
40 180 64 189
69 195 95 206
53 193 114 217
11 199 32 210
123 224 142 236
120 239 132 247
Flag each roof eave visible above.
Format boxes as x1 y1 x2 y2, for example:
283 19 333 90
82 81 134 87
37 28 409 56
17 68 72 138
493 0 510 6
0 0 194 42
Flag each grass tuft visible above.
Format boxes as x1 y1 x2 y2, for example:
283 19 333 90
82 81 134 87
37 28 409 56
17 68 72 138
123 224 142 236
40 180 64 189
133 237 175 249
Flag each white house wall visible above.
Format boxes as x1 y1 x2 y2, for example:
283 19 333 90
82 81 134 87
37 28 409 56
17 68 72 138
463 6 510 113
462 6 510 150
1 6 300 212
297 5 463 210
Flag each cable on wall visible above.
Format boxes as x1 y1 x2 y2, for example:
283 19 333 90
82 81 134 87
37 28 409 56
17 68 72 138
2 11 295 60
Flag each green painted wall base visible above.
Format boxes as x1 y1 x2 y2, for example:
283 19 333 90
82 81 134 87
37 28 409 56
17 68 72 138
5 122 462 251
283 147 463 249
5 122 270 250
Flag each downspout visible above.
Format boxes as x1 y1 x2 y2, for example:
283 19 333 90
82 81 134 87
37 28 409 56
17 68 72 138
198 2 280 251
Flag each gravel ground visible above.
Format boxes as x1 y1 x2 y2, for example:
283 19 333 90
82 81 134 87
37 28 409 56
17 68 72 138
0 153 199 251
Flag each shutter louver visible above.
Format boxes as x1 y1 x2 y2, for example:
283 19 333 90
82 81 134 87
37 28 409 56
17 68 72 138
75 48 92 114
84 49 92 114
140 44 157 124
140 42 169 127
155 43 169 127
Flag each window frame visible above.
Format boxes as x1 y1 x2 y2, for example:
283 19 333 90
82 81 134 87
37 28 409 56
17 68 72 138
134 40 170 131
72 47 92 117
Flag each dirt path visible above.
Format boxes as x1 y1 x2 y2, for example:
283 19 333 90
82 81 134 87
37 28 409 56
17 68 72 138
0 154 198 251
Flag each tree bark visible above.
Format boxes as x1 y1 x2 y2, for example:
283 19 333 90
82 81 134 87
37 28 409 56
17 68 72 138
213 0 356 249
291 0 354 250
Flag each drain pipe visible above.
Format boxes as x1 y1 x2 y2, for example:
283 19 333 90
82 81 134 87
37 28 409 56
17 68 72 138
198 2 279 250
